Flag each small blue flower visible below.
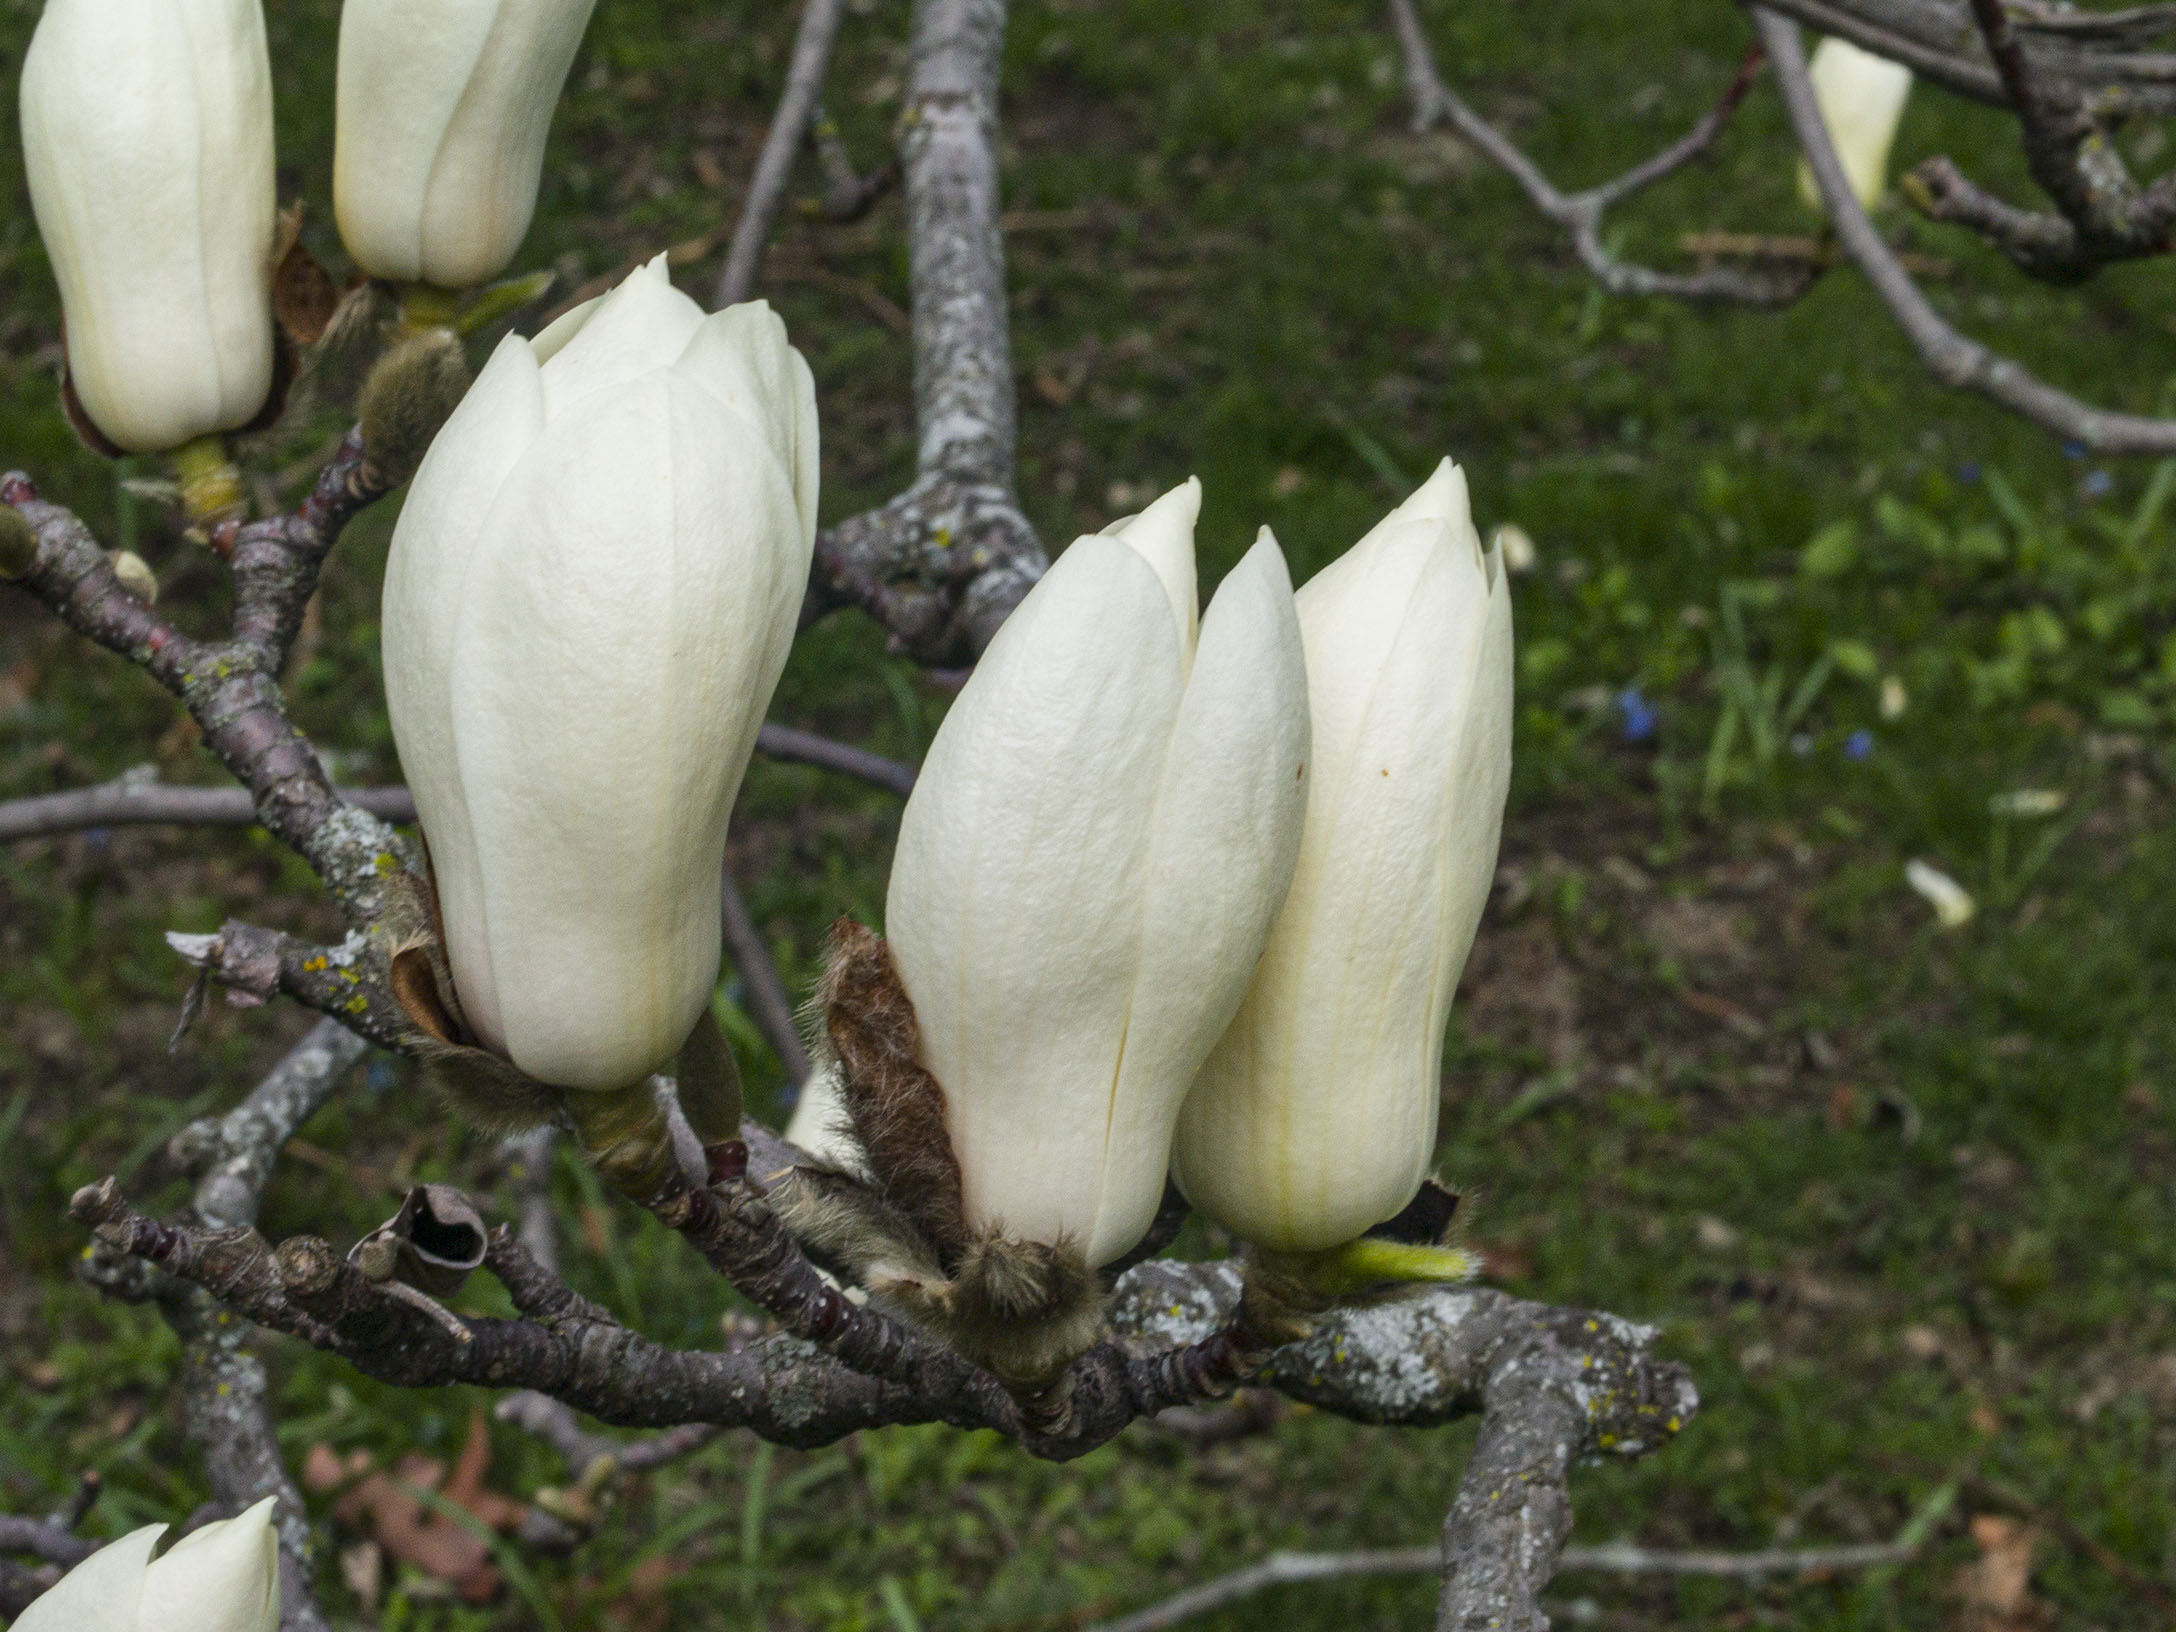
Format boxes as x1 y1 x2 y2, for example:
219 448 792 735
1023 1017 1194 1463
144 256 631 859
2083 468 2114 498
1617 687 1659 744
2062 440 2088 461
1843 729 1874 762
1955 461 1982 484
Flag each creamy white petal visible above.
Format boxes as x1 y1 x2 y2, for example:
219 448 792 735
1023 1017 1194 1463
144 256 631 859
415 0 598 288
21 0 275 452
145 1496 280 1632
674 301 822 546
1087 530 1308 1263
538 255 706 416
886 536 1183 1252
1798 36 1913 212
528 294 602 364
335 0 596 287
381 332 548 1051
1100 477 1201 667
446 372 804 1086
11 1524 161 1632
333 0 497 282
1174 467 1512 1252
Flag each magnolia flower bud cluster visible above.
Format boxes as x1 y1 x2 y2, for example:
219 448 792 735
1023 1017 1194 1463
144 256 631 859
871 460 1513 1271
14 1496 279 1632
18 0 593 455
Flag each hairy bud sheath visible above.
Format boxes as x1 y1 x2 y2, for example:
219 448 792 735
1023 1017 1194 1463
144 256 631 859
381 257 817 1091
886 481 1311 1268
334 0 598 290
1174 460 1514 1254
20 0 277 454
12 1495 279 1632
1796 36 1913 214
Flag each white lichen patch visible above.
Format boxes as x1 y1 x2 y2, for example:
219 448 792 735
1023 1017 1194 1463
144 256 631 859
1106 1261 1242 1350
1271 1287 1484 1419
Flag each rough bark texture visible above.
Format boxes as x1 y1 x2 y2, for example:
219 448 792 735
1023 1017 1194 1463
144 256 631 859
1758 7 2176 453
801 0 1047 663
2 440 408 924
1750 0 2176 114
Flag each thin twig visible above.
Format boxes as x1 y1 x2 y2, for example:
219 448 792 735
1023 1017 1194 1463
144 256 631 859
1388 0 1803 306
716 0 853 309
1757 6 2176 454
721 872 813 1084
497 1393 723 1481
1084 1535 1926 1632
0 724 913 843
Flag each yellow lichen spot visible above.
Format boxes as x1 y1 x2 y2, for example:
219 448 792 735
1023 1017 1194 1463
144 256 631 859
303 955 328 972
1585 1318 1599 1332
1667 1417 1680 1433
933 526 953 550
218 1382 231 1397
373 852 397 875
346 995 369 1014
1597 1432 1617 1449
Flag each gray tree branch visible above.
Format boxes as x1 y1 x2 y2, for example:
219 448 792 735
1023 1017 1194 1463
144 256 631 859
715 0 853 309
1389 0 1806 306
1746 0 2176 112
76 1020 373 1632
2 439 408 925
802 0 1048 665
1757 6 2176 454
0 725 911 845
69 1174 1696 1486
1893 0 2176 281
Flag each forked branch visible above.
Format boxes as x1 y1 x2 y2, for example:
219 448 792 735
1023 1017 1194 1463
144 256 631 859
1388 0 1807 306
1757 6 2176 453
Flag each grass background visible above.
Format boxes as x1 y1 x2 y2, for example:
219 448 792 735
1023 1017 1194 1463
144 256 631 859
4 0 2176 1627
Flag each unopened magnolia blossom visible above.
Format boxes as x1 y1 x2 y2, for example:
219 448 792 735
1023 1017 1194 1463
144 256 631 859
19 0 277 453
382 257 817 1091
1174 460 1513 1254
887 482 1311 1267
14 1496 279 1632
1796 35 1914 213
335 0 597 289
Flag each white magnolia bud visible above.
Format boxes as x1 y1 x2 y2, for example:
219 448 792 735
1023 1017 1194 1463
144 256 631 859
14 1496 279 1632
886 481 1311 1267
382 257 818 1091
334 0 598 289
1796 36 1913 213
20 0 277 454
1174 459 1513 1254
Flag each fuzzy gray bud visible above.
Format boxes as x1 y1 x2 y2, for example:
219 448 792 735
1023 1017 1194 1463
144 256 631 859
359 327 470 489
